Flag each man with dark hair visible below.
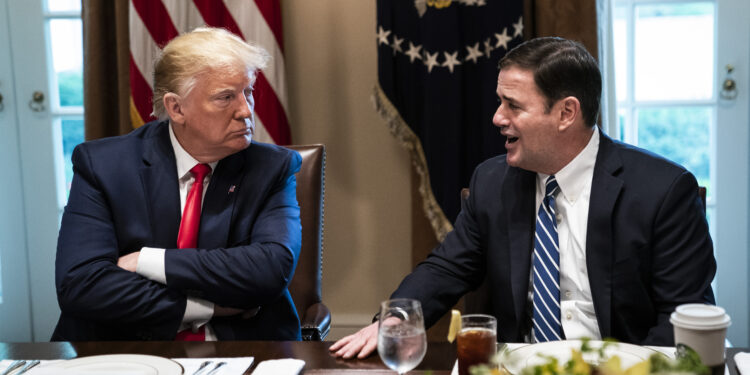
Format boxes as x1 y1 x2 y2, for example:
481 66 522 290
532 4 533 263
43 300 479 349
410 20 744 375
331 36 715 357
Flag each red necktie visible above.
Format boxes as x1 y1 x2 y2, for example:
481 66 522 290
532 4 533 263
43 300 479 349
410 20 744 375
175 163 211 341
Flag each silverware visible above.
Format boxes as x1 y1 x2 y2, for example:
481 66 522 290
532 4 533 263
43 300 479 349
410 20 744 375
192 360 212 375
0 360 25 375
16 360 40 374
204 361 227 375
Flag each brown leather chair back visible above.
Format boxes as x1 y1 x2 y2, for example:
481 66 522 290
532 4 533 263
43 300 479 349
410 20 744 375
285 144 329 340
698 186 707 213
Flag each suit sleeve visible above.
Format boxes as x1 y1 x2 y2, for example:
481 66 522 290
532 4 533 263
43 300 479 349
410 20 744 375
644 171 716 345
162 151 302 309
391 167 488 328
55 145 185 337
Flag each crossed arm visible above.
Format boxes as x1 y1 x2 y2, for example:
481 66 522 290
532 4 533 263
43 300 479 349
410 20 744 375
55 144 301 338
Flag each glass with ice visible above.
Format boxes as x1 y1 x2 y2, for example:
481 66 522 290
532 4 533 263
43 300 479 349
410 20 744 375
457 314 497 375
377 298 428 374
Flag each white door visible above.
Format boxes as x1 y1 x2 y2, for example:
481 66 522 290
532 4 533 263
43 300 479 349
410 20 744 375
714 0 750 347
611 0 750 346
0 0 84 341
0 0 33 342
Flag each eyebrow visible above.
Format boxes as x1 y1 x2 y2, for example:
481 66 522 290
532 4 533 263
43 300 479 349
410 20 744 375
209 88 236 96
500 94 516 103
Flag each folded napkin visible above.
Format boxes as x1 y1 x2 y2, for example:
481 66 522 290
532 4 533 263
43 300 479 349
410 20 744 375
735 352 750 375
252 359 305 375
175 357 254 375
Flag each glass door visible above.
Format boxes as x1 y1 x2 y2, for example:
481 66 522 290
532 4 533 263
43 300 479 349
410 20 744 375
0 0 33 341
0 0 84 341
611 0 750 346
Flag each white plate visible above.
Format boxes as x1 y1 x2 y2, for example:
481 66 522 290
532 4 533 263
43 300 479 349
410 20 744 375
54 354 183 374
502 340 661 374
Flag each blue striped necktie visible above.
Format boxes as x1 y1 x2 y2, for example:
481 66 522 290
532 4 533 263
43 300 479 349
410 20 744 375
532 176 563 342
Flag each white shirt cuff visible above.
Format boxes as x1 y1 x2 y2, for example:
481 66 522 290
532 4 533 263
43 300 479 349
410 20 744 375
136 247 166 284
183 297 214 327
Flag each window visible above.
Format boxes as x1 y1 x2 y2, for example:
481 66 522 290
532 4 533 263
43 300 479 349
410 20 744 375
46 0 84 193
612 0 715 223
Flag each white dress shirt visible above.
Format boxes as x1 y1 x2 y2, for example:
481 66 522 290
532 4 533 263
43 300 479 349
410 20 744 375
532 126 601 341
135 124 219 340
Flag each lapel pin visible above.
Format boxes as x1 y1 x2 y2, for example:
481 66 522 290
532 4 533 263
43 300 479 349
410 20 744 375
228 185 236 194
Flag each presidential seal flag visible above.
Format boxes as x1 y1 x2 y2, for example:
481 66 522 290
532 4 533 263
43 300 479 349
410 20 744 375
374 0 524 240
129 0 291 145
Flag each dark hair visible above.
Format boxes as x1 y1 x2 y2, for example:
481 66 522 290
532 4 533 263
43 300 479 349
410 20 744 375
498 37 601 127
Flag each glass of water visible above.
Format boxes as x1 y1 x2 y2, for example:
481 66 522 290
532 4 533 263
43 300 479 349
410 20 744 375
377 298 427 374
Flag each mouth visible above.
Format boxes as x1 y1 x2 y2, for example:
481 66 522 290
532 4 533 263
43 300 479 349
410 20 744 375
234 127 253 136
507 136 519 144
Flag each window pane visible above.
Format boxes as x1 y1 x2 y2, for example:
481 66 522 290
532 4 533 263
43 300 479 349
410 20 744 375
617 109 626 142
46 0 81 12
637 107 711 191
634 3 714 101
62 118 84 193
48 19 83 108
613 5 628 101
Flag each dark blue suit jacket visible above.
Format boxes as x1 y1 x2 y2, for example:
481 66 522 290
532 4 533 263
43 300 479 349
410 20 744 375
52 121 303 341
392 132 716 346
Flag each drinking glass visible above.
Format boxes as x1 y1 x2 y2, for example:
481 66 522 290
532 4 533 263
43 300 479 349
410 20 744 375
456 314 497 375
377 298 428 374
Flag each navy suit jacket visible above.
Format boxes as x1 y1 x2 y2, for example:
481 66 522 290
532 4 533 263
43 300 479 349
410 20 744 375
392 132 716 346
53 121 303 341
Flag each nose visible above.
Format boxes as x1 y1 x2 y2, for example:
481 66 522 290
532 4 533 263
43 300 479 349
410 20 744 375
492 104 509 128
235 93 253 120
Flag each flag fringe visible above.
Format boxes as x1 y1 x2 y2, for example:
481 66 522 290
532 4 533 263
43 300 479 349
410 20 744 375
372 84 453 242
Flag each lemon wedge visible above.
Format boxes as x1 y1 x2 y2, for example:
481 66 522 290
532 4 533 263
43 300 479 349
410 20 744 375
447 309 462 343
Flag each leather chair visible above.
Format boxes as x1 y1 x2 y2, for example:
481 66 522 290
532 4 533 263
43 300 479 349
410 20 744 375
285 144 330 341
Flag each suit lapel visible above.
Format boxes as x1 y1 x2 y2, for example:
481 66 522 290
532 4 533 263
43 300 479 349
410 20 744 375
140 123 181 248
198 151 245 249
505 166 537 326
586 132 624 338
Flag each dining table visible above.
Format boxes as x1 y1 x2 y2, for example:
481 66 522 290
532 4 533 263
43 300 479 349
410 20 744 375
0 341 746 375
0 340 453 374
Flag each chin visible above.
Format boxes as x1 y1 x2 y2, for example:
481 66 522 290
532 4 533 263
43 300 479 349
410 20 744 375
505 154 520 168
229 138 252 153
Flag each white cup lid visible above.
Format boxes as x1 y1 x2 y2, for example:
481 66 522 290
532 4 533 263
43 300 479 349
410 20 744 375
670 304 731 330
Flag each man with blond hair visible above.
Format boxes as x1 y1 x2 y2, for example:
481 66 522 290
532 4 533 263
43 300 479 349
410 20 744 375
53 27 302 341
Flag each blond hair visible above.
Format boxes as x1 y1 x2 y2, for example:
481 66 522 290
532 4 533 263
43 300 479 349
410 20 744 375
151 27 270 121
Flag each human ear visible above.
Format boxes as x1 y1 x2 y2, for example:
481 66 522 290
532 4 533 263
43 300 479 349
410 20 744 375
163 93 185 124
557 96 581 131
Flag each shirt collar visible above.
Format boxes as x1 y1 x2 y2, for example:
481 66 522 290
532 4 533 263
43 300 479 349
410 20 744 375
537 126 600 203
169 124 218 180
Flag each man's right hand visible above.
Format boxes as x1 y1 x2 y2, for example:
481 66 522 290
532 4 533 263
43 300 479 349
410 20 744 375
329 321 379 359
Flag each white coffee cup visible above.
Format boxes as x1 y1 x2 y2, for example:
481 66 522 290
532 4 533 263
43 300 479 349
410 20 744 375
670 304 731 366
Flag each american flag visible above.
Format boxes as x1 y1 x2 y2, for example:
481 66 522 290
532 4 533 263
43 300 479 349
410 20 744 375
129 0 291 145
375 0 523 239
